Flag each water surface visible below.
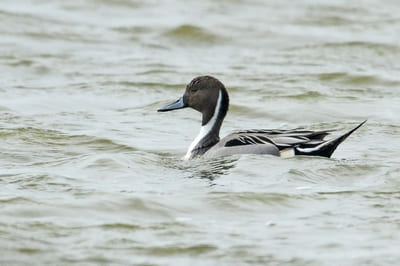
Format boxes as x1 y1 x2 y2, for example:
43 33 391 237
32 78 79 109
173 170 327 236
1 0 400 265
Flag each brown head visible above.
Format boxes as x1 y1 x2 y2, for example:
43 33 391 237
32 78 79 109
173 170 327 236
158 76 229 126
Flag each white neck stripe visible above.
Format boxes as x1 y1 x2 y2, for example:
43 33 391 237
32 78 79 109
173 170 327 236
183 90 222 160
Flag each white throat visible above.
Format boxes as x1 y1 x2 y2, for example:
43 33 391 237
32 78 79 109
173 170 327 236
184 90 222 160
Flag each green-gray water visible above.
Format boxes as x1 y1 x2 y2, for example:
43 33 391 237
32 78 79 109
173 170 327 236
1 0 400 265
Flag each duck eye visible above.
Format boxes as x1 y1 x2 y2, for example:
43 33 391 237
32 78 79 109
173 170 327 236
190 86 199 92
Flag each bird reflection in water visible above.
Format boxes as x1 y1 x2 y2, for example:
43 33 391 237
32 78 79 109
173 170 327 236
179 156 239 180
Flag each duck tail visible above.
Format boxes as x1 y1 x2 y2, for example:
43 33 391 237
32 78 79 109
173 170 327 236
295 120 367 158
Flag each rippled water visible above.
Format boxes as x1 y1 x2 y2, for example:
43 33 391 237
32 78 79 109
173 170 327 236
1 0 400 265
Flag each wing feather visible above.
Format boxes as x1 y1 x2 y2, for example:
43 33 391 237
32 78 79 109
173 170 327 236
223 128 333 150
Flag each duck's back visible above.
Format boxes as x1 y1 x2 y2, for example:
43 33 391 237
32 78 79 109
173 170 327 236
203 133 281 158
202 120 366 159
203 128 326 158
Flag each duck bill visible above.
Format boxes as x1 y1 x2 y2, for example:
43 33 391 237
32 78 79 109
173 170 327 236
157 97 186 112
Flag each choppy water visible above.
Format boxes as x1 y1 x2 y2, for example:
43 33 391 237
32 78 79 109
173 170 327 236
1 0 400 265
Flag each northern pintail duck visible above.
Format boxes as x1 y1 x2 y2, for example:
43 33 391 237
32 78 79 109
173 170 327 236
158 76 366 160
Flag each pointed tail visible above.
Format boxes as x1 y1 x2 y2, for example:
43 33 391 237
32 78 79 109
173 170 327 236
295 120 367 158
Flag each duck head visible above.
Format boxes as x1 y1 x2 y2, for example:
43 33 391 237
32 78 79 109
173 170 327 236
158 76 229 126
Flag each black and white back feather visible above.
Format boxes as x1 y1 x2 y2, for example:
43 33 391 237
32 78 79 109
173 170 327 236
223 120 366 158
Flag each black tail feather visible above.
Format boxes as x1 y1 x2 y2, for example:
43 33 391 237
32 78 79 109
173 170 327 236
295 120 367 158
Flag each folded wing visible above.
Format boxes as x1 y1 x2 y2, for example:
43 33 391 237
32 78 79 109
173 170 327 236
223 120 366 158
